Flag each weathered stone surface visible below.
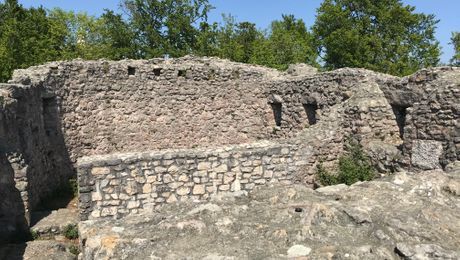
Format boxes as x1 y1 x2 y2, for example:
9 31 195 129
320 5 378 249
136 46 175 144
411 140 444 170
30 208 78 239
78 170 459 260
0 240 77 260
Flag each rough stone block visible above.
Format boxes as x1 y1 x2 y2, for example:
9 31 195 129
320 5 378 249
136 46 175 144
193 185 206 195
91 167 110 176
411 140 443 170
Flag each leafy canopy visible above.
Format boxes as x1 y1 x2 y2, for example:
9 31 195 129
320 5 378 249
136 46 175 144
122 0 213 58
312 0 440 76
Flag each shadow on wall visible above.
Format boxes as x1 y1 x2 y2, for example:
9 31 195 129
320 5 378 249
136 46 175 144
0 84 76 248
0 153 29 246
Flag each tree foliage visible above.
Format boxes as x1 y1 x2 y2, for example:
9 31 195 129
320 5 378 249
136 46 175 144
0 0 445 82
122 0 213 58
0 0 64 81
312 0 440 76
451 32 460 66
251 15 317 70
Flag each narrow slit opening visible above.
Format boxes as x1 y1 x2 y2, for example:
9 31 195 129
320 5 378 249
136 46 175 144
271 103 282 127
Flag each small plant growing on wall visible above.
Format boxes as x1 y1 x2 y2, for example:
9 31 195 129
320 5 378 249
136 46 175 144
30 230 40 240
316 139 375 186
69 245 80 255
63 224 78 240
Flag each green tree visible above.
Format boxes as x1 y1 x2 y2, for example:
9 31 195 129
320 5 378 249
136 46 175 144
312 0 440 76
251 14 317 70
0 0 65 81
47 9 98 59
194 21 219 57
96 10 138 59
122 0 213 58
49 8 137 60
215 15 263 63
451 32 460 66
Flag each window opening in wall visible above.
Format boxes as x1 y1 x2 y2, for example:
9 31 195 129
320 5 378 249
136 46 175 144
303 103 318 125
42 97 58 137
153 68 162 76
271 103 282 127
128 66 136 75
391 105 408 138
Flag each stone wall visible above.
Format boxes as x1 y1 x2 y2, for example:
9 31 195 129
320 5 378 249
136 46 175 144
0 83 73 242
11 57 283 161
76 142 305 220
377 67 460 169
1 56 458 228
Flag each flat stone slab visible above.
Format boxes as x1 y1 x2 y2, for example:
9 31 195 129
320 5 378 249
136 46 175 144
79 170 460 260
31 208 78 238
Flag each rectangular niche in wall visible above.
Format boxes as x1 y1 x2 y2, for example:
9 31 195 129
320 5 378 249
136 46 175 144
153 68 162 76
42 96 58 137
391 104 408 138
303 103 318 125
271 103 282 127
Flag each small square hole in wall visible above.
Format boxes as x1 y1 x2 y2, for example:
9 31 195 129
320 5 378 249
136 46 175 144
128 66 136 76
178 69 186 77
153 68 162 76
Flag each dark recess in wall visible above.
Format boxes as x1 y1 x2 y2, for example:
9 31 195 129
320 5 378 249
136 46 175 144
128 66 136 76
303 103 318 125
271 103 282 127
391 104 408 138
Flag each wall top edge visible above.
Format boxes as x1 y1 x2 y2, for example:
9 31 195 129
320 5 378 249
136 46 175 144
76 140 295 168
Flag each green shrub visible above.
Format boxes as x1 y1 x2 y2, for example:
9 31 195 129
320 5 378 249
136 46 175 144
30 230 40 240
316 140 376 186
69 245 80 255
69 178 78 197
316 162 338 186
63 224 78 240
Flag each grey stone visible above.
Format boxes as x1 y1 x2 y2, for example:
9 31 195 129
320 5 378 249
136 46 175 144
411 140 443 170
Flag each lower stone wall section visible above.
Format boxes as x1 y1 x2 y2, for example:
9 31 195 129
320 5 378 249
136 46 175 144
77 142 305 220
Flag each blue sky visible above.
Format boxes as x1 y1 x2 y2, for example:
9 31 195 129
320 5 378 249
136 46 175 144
18 0 459 63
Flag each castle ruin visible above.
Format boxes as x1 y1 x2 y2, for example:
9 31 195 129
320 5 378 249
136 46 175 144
0 56 459 258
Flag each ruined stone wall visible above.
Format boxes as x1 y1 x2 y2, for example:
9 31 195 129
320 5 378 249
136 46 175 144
0 153 28 244
0 84 73 242
74 72 407 220
266 69 397 136
2 57 458 227
11 57 283 161
377 67 460 169
76 142 305 220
